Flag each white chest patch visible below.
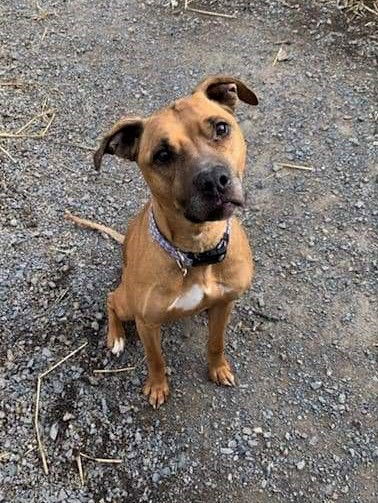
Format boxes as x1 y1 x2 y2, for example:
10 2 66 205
168 284 204 311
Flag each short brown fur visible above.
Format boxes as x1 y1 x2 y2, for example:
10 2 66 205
66 75 258 407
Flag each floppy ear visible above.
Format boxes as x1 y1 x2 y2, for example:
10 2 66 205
194 75 258 111
93 117 144 170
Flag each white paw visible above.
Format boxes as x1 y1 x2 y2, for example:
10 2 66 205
111 338 125 356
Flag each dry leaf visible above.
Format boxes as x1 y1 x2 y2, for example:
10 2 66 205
276 47 289 62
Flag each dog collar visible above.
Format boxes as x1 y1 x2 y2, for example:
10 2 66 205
149 210 230 276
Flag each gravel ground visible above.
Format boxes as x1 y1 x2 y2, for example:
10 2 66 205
0 1 377 502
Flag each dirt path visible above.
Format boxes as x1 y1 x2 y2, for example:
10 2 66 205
0 1 376 502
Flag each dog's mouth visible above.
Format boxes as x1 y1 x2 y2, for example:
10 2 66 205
184 194 244 223
214 195 244 209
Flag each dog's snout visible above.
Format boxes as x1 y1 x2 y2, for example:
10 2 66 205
194 166 231 196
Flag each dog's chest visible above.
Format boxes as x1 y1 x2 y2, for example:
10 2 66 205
167 281 233 313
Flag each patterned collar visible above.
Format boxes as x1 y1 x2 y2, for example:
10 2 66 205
148 209 231 276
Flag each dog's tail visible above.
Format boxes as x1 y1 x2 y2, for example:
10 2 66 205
64 211 125 244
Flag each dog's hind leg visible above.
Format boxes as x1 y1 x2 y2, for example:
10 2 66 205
106 287 132 356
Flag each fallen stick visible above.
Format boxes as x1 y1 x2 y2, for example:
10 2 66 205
186 6 236 18
93 356 145 375
80 452 123 464
76 453 85 486
34 341 88 474
184 0 236 19
278 162 313 171
0 109 55 139
39 340 88 379
93 366 136 374
34 377 48 474
64 210 125 244
51 141 94 151
250 308 284 323
0 144 16 162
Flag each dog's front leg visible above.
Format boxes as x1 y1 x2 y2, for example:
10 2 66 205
135 318 169 408
207 301 235 386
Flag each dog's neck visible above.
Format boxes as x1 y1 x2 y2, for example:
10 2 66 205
151 198 229 253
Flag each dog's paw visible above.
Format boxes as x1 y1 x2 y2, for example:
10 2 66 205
143 377 170 408
209 358 235 386
109 337 125 356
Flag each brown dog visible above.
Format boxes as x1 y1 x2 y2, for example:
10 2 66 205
66 75 258 407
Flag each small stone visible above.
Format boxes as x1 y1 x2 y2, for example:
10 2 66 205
152 472 160 483
53 381 64 394
310 381 322 390
221 447 234 455
42 348 52 358
338 393 346 404
162 466 171 477
49 422 59 441
95 312 103 320
242 427 252 436
91 320 99 331
253 427 263 434
63 412 74 421
261 479 267 488
9 219 18 227
296 460 306 470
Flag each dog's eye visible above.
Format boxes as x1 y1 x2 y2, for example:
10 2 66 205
154 148 172 164
215 121 229 138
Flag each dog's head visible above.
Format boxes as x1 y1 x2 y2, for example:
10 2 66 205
94 75 258 223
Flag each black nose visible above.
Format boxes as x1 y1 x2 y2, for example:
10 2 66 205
194 166 231 196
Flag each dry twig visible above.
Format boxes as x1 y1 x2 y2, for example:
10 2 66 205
93 356 146 375
338 0 378 17
250 308 284 323
76 453 85 486
51 140 95 151
0 80 28 89
34 341 88 475
93 366 136 374
80 452 123 464
0 110 55 139
0 107 55 140
184 0 236 19
0 144 16 163
277 162 313 171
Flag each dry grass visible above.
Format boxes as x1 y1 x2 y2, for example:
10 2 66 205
0 102 55 140
335 0 378 17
